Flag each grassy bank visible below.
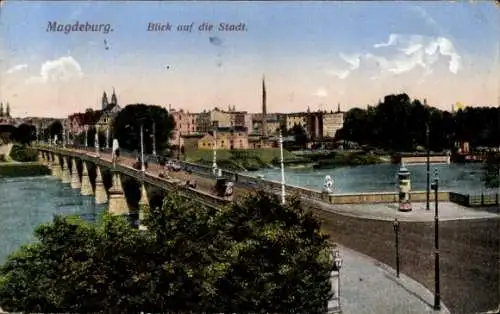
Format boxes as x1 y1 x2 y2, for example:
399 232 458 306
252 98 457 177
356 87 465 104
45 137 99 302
311 151 385 169
0 162 50 178
184 148 308 171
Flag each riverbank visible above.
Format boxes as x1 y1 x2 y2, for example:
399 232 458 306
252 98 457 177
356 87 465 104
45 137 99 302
0 162 50 178
185 149 386 171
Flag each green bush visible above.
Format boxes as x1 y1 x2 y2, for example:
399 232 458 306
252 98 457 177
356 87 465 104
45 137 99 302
9 144 38 162
0 163 50 177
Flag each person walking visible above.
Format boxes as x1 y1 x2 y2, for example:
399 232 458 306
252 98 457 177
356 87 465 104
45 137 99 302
112 138 120 165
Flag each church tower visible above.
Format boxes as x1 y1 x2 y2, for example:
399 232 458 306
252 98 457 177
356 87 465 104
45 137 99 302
0 102 3 117
111 88 117 105
261 76 268 138
5 102 10 117
102 91 109 110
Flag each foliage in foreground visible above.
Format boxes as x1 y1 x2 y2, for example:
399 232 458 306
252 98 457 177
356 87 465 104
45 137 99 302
483 152 500 189
9 144 38 162
0 191 332 313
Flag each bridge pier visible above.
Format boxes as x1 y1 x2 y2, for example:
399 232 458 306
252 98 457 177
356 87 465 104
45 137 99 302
38 151 45 165
61 157 72 184
108 171 129 215
80 162 93 196
138 182 149 230
51 154 62 180
70 158 81 189
95 166 108 204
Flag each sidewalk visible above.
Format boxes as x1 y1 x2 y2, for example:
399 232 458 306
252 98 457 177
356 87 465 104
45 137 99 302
338 245 450 314
316 201 499 222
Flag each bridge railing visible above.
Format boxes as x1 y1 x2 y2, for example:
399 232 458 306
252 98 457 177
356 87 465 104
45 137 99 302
38 144 335 201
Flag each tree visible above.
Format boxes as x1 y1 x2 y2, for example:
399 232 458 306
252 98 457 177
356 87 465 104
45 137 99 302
112 104 175 155
290 123 309 149
483 152 500 189
12 124 36 145
46 120 62 141
0 191 332 313
210 192 331 313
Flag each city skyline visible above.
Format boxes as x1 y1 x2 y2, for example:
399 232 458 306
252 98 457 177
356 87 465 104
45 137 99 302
1 1 499 118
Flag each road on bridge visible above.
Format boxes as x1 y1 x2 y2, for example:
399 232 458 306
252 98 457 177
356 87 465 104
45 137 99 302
76 148 499 313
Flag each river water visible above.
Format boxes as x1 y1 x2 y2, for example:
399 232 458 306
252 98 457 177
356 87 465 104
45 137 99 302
0 176 105 264
254 163 492 194
0 163 492 264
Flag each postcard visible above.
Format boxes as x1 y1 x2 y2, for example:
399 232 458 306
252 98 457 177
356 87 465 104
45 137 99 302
0 1 498 314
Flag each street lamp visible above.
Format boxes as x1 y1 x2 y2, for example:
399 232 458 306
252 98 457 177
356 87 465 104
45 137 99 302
426 123 431 211
152 121 156 156
95 127 100 157
140 123 145 172
84 124 89 148
430 168 440 310
393 218 400 278
327 248 343 314
279 130 286 204
62 122 67 148
106 127 110 149
212 127 218 175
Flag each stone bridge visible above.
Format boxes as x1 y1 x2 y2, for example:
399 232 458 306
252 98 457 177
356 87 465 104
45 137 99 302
36 145 230 223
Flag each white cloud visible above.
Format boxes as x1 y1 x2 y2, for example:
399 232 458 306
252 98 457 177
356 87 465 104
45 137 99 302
6 64 27 74
326 33 462 80
27 56 83 83
313 87 328 98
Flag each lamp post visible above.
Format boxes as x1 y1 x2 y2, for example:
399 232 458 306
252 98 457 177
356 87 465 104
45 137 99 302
84 125 89 148
327 248 343 313
426 123 431 210
279 130 286 204
431 168 441 310
212 128 218 176
62 122 66 148
152 121 157 156
140 123 145 172
95 127 100 157
393 218 400 278
106 127 110 149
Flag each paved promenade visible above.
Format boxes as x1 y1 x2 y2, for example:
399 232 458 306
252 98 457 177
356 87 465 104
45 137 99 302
317 201 499 222
339 245 450 314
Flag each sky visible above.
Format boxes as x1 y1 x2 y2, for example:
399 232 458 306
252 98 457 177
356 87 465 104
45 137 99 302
0 1 499 118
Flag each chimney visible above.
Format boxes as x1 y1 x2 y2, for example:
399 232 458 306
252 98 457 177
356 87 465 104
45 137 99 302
262 75 268 138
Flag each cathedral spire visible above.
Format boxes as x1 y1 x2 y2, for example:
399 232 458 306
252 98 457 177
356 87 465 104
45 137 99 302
0 102 3 117
111 87 117 105
5 102 10 117
102 91 109 110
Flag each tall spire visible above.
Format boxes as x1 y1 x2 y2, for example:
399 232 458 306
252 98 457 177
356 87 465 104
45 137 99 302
5 102 10 117
111 87 117 105
337 103 341 113
261 75 268 138
0 102 3 117
102 91 109 110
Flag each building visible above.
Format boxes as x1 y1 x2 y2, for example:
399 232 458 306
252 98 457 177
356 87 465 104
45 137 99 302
284 112 308 130
96 89 121 134
197 126 249 150
196 108 233 133
322 110 344 139
169 108 198 146
252 113 281 136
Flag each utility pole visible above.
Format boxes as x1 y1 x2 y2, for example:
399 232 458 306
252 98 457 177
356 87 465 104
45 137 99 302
212 128 218 175
431 168 441 311
152 121 157 156
393 218 400 277
280 130 286 204
426 123 430 210
140 123 145 172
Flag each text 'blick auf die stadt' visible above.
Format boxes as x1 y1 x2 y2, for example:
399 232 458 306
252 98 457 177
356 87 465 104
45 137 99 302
45 21 247 34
